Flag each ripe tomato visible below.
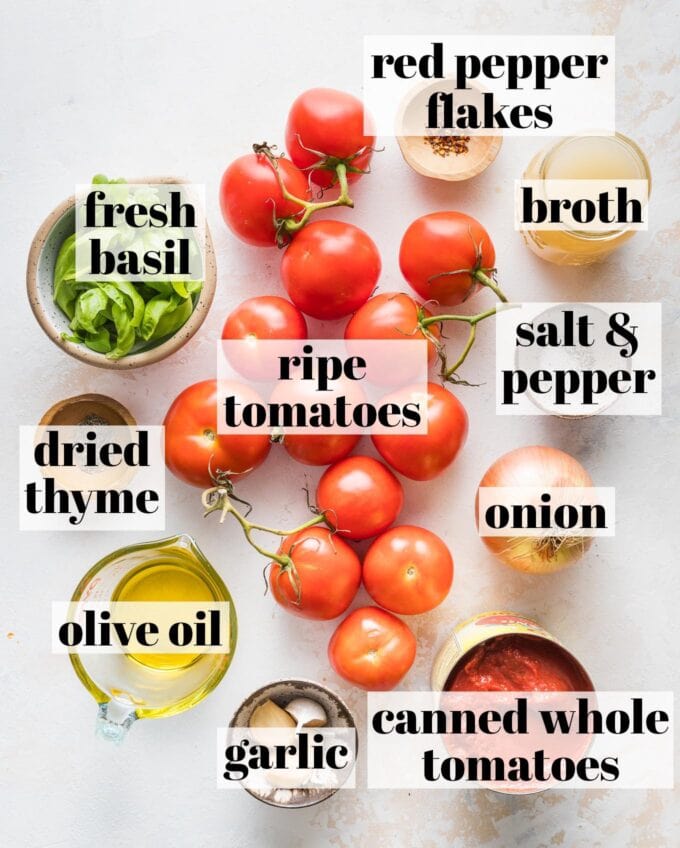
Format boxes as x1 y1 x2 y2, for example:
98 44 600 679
163 380 271 488
399 212 496 306
221 296 308 381
283 432 361 466
222 296 308 342
286 88 375 189
269 371 365 466
328 606 416 690
316 455 403 540
372 382 468 481
219 152 309 246
363 526 454 615
269 526 361 620
281 220 381 320
344 292 441 365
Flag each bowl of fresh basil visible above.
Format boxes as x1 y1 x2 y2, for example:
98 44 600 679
26 176 217 369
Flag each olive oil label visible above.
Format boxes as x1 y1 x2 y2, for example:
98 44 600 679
495 302 662 416
52 601 231 656
19 425 165 530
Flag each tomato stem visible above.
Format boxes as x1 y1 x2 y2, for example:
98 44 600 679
418 230 509 382
201 480 328 597
474 269 508 303
425 230 509 304
420 306 499 383
252 143 354 245
281 162 352 235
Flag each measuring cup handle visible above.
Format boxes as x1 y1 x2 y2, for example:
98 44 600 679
96 702 137 743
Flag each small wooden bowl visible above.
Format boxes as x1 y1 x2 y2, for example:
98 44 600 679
396 79 502 181
397 133 503 182
39 393 136 427
26 176 217 370
36 394 137 490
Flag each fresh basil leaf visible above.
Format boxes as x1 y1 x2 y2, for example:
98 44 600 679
70 287 110 335
140 294 180 341
62 327 112 353
142 280 174 297
92 174 126 184
54 234 78 317
107 302 137 359
151 295 193 341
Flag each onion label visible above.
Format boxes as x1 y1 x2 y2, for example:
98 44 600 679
495 302 662 416
477 486 615 537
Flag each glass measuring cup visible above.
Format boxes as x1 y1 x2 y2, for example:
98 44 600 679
67 533 237 742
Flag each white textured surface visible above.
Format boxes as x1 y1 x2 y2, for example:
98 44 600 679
1 1 678 846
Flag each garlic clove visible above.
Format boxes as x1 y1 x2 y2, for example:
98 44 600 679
249 698 297 745
265 768 313 789
285 697 328 728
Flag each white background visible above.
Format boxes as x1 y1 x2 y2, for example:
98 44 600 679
1 1 678 846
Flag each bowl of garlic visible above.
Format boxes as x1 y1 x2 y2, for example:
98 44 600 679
228 678 357 808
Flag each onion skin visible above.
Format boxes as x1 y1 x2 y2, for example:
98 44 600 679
476 445 594 574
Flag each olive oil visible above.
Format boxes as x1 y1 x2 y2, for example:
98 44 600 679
112 556 216 670
69 535 236 732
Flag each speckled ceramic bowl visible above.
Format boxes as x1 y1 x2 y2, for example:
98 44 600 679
228 678 357 808
26 176 217 369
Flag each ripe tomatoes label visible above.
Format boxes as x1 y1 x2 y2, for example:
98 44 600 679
217 339 429 435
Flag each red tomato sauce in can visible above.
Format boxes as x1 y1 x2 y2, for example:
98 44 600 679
446 633 591 692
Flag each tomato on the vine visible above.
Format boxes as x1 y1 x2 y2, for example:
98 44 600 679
328 606 416 690
372 382 468 481
316 455 403 540
281 220 381 320
399 211 496 306
163 380 271 488
363 525 454 615
269 371 364 466
286 88 375 189
219 152 309 246
344 292 441 364
222 296 308 343
283 432 361 467
221 296 308 381
269 526 361 620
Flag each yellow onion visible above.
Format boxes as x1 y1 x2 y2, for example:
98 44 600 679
476 445 594 574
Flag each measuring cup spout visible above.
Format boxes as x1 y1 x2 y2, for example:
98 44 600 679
96 702 137 744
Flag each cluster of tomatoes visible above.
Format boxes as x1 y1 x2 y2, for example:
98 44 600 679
162 87 503 690
273 456 455 690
